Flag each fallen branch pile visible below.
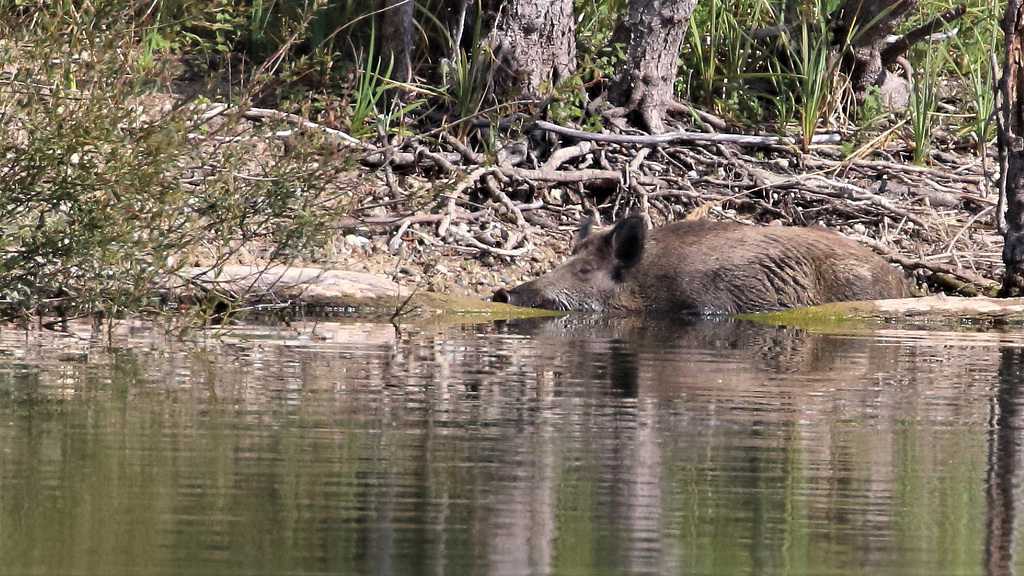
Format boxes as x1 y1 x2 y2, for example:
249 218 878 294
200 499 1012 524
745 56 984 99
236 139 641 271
213 106 1004 299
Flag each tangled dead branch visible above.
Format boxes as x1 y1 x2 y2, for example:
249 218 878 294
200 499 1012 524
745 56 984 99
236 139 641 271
233 106 1002 299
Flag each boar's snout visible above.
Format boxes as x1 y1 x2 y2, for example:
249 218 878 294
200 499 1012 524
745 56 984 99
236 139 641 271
492 284 562 310
492 286 536 307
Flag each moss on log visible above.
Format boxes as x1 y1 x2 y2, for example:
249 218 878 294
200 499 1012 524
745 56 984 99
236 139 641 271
741 295 1024 328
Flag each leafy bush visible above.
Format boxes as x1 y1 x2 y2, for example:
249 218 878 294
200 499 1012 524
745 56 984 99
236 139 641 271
0 3 356 317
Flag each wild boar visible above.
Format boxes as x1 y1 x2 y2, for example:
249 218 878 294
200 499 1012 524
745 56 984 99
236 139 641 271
492 216 907 314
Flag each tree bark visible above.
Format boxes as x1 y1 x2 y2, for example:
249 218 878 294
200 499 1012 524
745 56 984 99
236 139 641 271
833 0 916 104
608 0 697 134
999 0 1024 295
380 0 414 83
491 0 576 102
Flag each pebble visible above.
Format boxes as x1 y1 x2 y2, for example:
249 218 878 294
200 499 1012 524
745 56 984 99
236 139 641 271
345 234 369 247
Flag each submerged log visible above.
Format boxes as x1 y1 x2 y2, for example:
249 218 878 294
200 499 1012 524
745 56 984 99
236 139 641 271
168 265 556 320
746 294 1024 327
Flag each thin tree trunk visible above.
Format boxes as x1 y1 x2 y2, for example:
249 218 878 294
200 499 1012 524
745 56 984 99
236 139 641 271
834 0 916 92
999 0 1024 294
608 0 697 134
491 0 576 102
380 0 414 83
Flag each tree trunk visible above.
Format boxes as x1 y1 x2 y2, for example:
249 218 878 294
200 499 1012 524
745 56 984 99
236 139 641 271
380 0 414 83
833 0 916 105
491 0 576 102
608 0 697 134
999 0 1024 295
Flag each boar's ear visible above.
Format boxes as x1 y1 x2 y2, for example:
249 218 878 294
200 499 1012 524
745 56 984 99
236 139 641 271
609 216 645 269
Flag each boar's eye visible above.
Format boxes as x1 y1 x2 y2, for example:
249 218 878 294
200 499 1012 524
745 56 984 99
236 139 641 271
576 264 594 277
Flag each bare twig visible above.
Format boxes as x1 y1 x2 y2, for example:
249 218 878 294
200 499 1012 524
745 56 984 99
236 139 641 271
500 165 629 186
362 150 462 169
881 4 966 64
542 141 594 171
243 107 368 147
441 132 484 164
855 235 998 290
337 201 545 229
415 147 458 173
535 119 790 147
747 167 930 229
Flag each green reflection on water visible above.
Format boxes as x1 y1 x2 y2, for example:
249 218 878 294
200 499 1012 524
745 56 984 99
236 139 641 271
0 320 1004 575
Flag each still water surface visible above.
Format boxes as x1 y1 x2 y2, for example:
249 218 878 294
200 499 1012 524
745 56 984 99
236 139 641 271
0 316 1020 575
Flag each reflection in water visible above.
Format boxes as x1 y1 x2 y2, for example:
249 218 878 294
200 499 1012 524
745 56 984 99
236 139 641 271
988 347 1024 576
0 316 1012 574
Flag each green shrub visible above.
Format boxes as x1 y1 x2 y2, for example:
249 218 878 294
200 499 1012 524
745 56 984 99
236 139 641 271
0 3 356 317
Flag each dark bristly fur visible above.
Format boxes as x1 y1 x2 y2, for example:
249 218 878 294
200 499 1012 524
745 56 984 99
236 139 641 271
493 216 907 314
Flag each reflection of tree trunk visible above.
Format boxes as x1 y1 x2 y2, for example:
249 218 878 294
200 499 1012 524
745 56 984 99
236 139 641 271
985 347 1024 575
607 343 666 573
486 417 555 575
999 0 1024 295
623 402 664 574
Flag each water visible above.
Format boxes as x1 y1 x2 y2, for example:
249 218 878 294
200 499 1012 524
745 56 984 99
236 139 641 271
0 315 1018 575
